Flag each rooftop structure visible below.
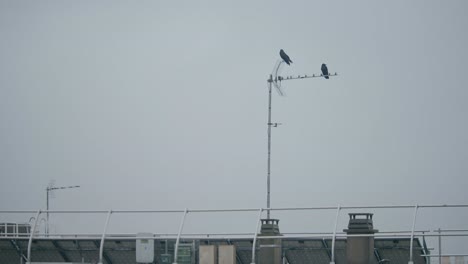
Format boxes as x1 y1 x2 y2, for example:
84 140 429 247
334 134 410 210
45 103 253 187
0 237 427 264
1 204 467 264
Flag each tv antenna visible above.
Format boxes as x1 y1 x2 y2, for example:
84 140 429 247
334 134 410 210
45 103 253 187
266 52 338 219
46 181 80 234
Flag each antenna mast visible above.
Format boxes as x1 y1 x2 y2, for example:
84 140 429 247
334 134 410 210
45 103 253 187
265 58 337 219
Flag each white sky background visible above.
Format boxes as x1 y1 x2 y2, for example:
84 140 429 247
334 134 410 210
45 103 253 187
1 0 468 253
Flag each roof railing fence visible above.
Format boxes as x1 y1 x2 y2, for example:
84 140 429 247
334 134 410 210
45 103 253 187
1 204 467 264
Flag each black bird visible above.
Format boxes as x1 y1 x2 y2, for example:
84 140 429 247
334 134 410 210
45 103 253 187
321 63 329 79
279 49 293 65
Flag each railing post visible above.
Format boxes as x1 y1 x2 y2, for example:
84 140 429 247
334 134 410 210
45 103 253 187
438 228 442 264
409 204 419 264
26 210 41 264
98 210 112 264
330 205 341 264
251 208 263 264
173 208 188 264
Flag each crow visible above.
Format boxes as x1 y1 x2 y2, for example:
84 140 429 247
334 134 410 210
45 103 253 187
321 63 329 79
279 49 293 65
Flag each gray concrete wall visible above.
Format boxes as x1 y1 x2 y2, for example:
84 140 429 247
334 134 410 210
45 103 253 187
218 245 236 264
199 245 217 264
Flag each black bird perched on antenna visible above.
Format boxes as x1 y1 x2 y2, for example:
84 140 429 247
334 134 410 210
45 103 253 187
321 63 329 79
279 49 293 65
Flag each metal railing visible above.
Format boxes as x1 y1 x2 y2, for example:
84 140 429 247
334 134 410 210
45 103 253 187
1 203 467 264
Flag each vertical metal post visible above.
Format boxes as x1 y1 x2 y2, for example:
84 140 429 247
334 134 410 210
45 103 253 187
267 74 273 219
251 208 263 264
330 205 341 264
438 228 442 264
409 204 419 264
173 208 188 264
46 187 49 235
27 210 41 263
98 210 112 264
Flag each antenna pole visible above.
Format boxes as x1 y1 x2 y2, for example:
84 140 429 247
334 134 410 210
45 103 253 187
267 74 273 219
46 187 49 235
45 184 80 235
265 61 338 221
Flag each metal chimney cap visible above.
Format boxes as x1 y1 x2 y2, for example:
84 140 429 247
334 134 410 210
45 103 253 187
348 213 373 220
344 213 378 234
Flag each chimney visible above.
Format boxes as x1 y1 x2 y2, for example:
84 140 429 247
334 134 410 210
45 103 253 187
258 219 282 264
344 213 378 264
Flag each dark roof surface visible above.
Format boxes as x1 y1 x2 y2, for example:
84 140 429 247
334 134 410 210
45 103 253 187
0 238 428 264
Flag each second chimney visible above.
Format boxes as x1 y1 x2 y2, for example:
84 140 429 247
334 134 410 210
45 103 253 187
344 213 378 264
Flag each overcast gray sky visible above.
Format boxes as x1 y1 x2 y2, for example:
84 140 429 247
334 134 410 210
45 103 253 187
1 0 468 252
